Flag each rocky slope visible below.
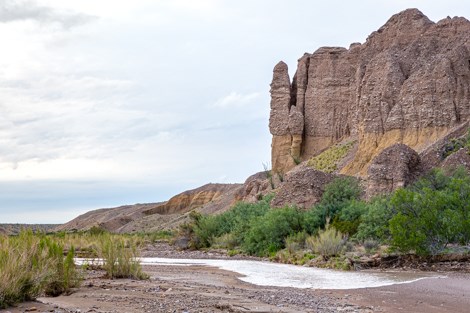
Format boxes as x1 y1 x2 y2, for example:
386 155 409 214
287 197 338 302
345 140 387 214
270 8 470 176
56 183 242 233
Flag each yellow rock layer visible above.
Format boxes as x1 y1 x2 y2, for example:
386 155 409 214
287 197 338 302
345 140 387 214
341 127 450 176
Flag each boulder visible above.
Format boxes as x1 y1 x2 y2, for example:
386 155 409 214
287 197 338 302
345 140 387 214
271 165 336 208
367 143 421 197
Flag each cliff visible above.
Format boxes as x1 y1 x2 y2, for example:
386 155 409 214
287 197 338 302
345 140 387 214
270 9 470 176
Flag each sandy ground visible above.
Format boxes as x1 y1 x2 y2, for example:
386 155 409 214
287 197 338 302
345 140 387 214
2 244 470 313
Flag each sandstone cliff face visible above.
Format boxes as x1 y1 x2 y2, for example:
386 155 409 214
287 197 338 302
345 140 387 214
270 9 470 176
142 184 240 216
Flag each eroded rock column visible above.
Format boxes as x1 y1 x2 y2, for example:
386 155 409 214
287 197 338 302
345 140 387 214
269 61 293 173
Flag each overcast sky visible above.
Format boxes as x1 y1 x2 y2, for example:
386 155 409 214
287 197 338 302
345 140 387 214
1 0 469 224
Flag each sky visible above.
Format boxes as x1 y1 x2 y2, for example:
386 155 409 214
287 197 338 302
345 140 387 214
1 0 469 224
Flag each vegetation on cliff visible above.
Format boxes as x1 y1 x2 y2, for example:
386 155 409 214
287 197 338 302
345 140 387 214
181 167 470 262
307 141 355 173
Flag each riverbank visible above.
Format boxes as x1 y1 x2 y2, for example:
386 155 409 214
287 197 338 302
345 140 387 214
4 263 469 313
2 242 470 313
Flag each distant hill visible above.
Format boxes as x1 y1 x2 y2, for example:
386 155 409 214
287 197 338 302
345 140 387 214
0 224 60 235
55 183 243 233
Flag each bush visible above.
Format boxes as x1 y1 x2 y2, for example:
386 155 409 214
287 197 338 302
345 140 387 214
181 196 272 249
321 176 362 205
363 239 380 254
306 226 345 259
320 177 362 218
354 196 393 242
303 206 327 233
95 234 148 280
331 200 368 236
388 168 470 255
285 231 308 254
242 207 305 256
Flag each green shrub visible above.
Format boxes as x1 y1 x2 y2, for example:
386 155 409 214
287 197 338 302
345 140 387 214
303 206 327 233
321 176 362 207
285 231 308 252
388 170 469 255
183 196 272 249
313 177 363 231
441 129 470 159
242 207 305 256
331 200 368 236
306 226 345 259
354 196 393 242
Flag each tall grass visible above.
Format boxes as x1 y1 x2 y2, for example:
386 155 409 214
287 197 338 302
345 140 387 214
0 231 80 308
306 226 345 259
95 234 148 280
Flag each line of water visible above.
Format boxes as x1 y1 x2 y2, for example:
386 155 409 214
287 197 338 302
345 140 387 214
139 257 441 289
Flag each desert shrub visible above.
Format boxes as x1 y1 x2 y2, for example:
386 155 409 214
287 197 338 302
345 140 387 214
331 200 368 236
321 176 362 207
306 226 345 259
242 207 305 256
0 231 81 308
95 234 148 279
184 196 272 249
307 141 355 173
136 230 174 243
441 129 470 159
442 138 466 159
388 170 469 255
284 231 308 254
303 206 327 233
88 226 108 236
363 239 380 254
191 213 224 248
354 196 393 242
212 233 238 249
43 240 80 296
309 177 363 231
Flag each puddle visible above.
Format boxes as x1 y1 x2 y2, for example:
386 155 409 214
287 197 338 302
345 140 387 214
139 257 441 289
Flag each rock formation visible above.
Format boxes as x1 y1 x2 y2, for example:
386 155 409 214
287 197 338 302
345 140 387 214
367 143 421 197
441 148 470 173
270 9 470 176
236 171 274 203
271 165 335 208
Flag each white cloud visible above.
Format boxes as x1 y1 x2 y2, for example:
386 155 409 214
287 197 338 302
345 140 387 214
0 0 95 29
213 92 261 108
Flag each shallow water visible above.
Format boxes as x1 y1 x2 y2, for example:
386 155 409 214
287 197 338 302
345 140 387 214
140 257 440 290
